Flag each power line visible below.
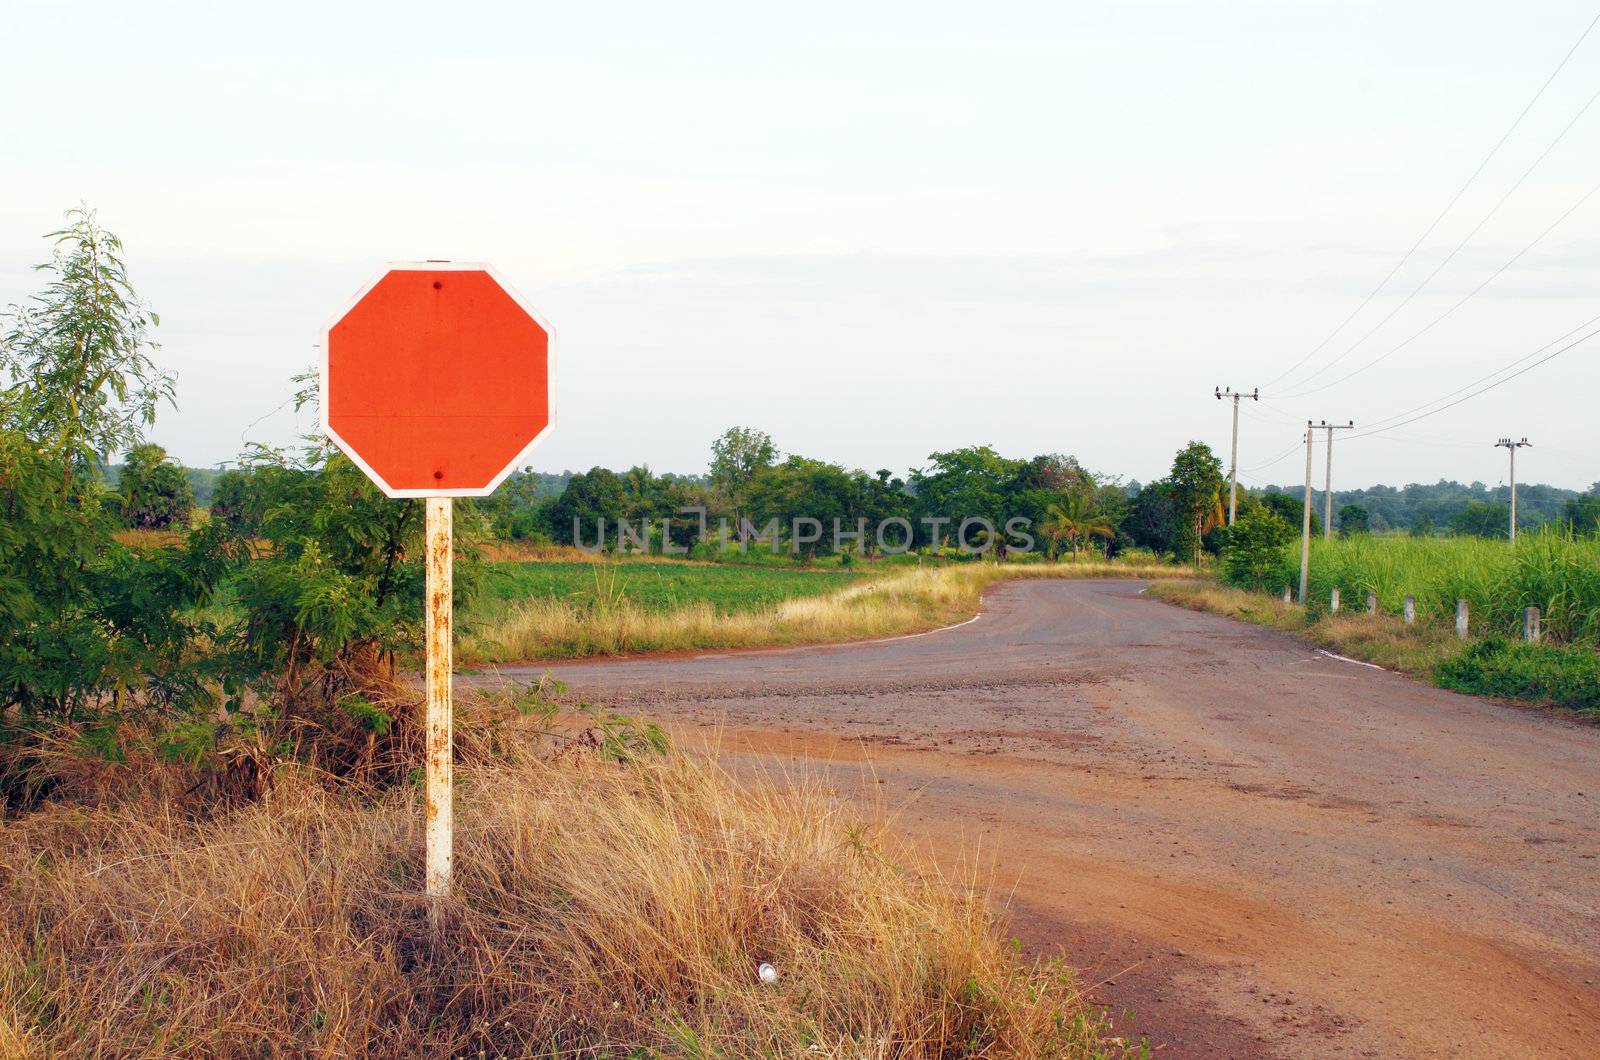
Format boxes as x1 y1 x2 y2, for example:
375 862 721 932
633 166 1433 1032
1278 171 1600 399
1265 10 1600 389
1345 321 1600 440
1354 308 1600 433
1241 437 1306 473
1281 80 1600 394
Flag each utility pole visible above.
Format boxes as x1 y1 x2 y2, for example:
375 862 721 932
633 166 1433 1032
1299 423 1313 604
1495 437 1532 542
1312 419 1355 539
1215 386 1259 525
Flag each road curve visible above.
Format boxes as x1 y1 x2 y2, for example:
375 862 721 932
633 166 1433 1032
499 579 1600 1058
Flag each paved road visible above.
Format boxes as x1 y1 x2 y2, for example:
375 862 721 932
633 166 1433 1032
502 579 1600 1057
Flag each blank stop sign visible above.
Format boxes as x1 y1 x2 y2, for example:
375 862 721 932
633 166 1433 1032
322 262 553 497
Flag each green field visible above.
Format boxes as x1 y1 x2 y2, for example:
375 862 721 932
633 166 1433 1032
1267 529 1600 646
468 560 864 619
1204 527 1600 713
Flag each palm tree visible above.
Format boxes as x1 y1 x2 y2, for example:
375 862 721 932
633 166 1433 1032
1040 491 1114 561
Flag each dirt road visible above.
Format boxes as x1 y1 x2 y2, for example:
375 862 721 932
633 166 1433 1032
501 579 1600 1057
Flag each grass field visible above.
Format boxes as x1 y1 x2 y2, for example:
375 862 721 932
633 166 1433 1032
1260 529 1600 646
462 556 1196 663
470 560 863 617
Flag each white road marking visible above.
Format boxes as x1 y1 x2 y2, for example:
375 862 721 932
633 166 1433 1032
864 611 984 643
1316 649 1385 670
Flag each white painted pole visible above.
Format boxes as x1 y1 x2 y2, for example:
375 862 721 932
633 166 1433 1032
1455 598 1469 640
1509 443 1518 544
1524 606 1540 643
1404 595 1416 625
1367 591 1378 615
425 497 454 925
1330 587 1340 613
1299 426 1313 605
1228 395 1240 526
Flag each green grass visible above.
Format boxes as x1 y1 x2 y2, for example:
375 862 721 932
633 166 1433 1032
467 560 863 621
1256 529 1600 647
1436 637 1600 714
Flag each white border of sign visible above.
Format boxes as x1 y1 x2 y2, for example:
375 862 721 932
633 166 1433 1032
319 260 558 499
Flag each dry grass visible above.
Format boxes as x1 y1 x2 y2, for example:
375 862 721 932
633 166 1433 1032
465 558 1194 663
0 730 1124 1058
1147 579 1464 676
111 527 191 549
476 540 613 563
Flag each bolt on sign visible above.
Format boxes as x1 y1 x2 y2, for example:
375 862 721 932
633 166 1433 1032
322 262 553 922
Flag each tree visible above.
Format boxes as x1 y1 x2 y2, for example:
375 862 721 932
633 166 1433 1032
746 456 856 558
1562 493 1600 534
1221 506 1294 591
1126 480 1180 557
0 210 220 749
548 467 628 547
709 427 775 542
1337 503 1369 536
1039 487 1113 561
1258 491 1320 537
852 469 912 556
1450 501 1508 539
119 443 194 529
1 207 173 489
470 467 554 542
1169 441 1225 564
911 446 1025 553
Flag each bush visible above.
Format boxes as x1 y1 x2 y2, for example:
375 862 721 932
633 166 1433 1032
118 443 193 529
207 468 260 534
1220 506 1294 591
1435 638 1600 714
0 430 222 743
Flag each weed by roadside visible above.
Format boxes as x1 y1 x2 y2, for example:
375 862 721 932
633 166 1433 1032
1436 638 1600 714
0 714 1132 1058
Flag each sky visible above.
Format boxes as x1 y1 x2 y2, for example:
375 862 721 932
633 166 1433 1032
3 0 1598 491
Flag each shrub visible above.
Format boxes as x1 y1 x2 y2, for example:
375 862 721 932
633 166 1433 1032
118 442 193 529
0 430 224 758
1435 638 1600 714
1220 506 1294 591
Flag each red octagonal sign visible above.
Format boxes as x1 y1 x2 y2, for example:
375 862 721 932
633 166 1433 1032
322 262 554 497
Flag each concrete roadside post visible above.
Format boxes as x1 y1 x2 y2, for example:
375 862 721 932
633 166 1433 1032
1456 599 1469 640
1404 595 1416 625
1330 588 1340 613
323 262 555 932
1367 591 1377 615
1525 606 1541 644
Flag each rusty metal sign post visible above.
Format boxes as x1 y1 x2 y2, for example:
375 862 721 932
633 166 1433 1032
322 262 554 927
424 497 454 910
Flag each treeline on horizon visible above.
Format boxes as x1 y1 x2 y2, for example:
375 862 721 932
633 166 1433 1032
127 445 1600 553
144 459 1598 533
